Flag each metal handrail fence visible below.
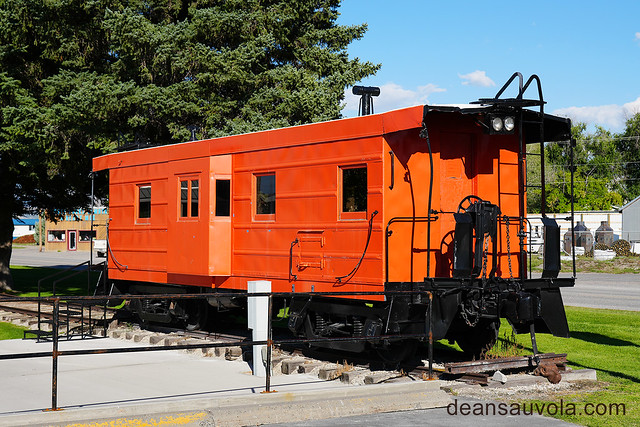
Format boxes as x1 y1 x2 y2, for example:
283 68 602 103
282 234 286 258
0 289 435 411
33 260 109 341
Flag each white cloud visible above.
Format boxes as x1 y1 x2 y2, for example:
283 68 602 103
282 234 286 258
636 32 640 43
342 82 445 116
458 70 496 87
552 97 640 132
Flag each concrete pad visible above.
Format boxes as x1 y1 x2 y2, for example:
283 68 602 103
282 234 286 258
0 338 344 416
0 379 451 427
0 338 450 426
563 368 597 382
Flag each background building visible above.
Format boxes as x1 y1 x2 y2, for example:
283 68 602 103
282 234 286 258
45 208 108 252
12 217 38 240
620 196 640 253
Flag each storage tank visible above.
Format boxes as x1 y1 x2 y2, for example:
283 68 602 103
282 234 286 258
563 221 593 254
595 221 614 247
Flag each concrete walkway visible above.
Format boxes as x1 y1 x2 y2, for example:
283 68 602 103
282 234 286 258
0 337 451 426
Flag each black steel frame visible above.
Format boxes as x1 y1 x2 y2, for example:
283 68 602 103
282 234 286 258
0 289 435 412
29 260 109 342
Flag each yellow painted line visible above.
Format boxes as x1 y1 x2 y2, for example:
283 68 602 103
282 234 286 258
65 412 208 427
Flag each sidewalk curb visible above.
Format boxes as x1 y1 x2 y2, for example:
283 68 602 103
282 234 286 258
0 380 451 426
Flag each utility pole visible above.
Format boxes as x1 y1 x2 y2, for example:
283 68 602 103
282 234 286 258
38 211 44 252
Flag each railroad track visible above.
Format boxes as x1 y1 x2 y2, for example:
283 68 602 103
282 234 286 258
0 293 116 338
143 323 250 345
0 294 564 383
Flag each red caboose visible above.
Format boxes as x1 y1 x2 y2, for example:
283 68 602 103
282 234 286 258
93 73 575 358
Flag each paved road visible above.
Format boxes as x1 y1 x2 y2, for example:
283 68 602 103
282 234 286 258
10 245 104 269
561 273 639 312
267 397 578 427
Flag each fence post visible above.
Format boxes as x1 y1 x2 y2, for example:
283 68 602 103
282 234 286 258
428 291 433 380
51 298 60 411
265 293 273 392
247 281 270 377
103 262 108 337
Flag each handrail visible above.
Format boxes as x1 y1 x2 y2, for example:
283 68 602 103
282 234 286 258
36 261 90 338
0 289 436 411
494 71 523 100
384 216 439 283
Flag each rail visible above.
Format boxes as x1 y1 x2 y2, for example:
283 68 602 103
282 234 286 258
31 260 108 341
0 289 435 411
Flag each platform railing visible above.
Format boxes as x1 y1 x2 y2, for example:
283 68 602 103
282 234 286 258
0 289 434 412
27 260 108 342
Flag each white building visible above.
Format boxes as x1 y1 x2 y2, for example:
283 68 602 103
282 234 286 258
12 217 39 240
620 195 640 253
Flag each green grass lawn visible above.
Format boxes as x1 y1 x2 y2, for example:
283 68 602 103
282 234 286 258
460 306 640 426
523 306 640 426
8 265 100 297
0 322 28 340
529 254 640 274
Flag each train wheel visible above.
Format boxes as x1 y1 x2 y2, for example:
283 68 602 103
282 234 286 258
179 300 209 331
375 339 418 367
455 320 498 360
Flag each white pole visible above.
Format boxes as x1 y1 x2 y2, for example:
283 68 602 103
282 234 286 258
247 280 271 376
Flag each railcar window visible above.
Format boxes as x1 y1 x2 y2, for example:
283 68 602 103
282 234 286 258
180 180 189 217
179 179 199 218
191 179 199 217
256 174 276 215
342 167 367 213
138 185 151 219
216 179 230 217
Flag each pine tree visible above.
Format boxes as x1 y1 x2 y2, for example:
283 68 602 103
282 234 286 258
0 0 379 290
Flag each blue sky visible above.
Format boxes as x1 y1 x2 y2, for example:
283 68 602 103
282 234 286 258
338 1 640 133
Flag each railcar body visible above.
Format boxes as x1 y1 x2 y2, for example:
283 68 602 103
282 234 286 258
93 73 575 358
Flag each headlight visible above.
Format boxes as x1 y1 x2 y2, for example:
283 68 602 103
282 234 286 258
491 117 503 132
504 116 515 131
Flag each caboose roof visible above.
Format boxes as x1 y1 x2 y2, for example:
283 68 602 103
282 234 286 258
93 105 424 171
93 103 571 171
425 104 571 143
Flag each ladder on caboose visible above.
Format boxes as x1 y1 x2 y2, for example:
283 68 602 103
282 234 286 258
476 72 548 279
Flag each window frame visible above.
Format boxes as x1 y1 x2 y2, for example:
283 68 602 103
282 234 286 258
137 184 152 223
340 165 368 221
78 230 96 242
177 176 200 220
215 179 231 217
254 172 276 221
47 230 66 242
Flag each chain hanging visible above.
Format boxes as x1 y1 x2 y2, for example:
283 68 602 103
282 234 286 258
505 216 514 279
481 236 489 279
460 299 480 327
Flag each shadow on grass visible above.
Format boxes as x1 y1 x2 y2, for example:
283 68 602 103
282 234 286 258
9 266 98 296
567 359 640 385
571 331 639 348
518 338 640 385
